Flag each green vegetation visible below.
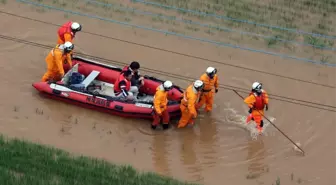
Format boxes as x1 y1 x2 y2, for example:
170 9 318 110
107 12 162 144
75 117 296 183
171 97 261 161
144 0 335 59
24 0 335 62
148 0 336 35
0 135 200 185
29 0 336 38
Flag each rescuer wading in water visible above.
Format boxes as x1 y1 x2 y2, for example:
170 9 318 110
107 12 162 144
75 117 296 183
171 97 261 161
244 82 269 133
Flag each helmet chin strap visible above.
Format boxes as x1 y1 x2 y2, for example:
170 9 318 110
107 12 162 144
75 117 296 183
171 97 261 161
252 89 262 95
207 73 214 79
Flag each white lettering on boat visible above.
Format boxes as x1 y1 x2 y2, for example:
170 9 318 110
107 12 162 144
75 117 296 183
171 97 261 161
135 103 153 109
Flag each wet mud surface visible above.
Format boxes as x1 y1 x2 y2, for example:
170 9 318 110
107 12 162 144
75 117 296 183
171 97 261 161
0 1 335 185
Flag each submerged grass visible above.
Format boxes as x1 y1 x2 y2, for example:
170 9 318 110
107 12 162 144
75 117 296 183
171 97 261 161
0 135 200 185
22 0 335 62
147 0 336 34
138 0 336 50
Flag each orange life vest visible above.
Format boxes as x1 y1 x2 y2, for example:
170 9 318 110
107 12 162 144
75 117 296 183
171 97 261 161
249 92 266 110
58 21 74 42
114 74 131 93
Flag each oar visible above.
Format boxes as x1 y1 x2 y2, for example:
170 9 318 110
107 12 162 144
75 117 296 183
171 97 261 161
233 90 305 155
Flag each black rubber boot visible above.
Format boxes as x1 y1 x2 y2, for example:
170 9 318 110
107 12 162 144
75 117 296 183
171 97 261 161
151 125 157 130
162 124 169 130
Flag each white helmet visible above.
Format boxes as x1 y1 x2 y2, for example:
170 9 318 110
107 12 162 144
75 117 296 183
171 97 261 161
63 41 74 53
193 80 204 91
206 67 217 78
163 80 173 91
71 22 82 32
252 82 262 92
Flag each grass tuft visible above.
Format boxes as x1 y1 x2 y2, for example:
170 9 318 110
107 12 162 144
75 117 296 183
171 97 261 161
276 177 280 185
0 134 200 185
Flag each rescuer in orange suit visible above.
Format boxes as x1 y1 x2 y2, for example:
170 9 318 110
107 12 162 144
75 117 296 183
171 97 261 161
196 67 219 112
177 80 204 128
41 42 74 82
244 82 269 133
151 80 174 130
57 21 82 45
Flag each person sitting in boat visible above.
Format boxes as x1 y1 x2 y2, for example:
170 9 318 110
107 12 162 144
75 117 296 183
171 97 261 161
122 61 144 96
114 70 138 100
151 80 173 130
41 42 74 82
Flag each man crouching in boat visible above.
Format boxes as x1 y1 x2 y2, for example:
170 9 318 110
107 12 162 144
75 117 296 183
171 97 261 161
151 80 174 130
122 61 144 97
177 80 204 128
244 82 269 133
41 42 74 82
114 70 137 101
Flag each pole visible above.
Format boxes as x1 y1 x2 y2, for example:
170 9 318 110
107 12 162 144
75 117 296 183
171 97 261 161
232 90 305 155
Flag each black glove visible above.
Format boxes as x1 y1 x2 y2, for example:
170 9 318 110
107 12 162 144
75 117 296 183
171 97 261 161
265 104 268 111
248 108 252 114
215 89 218 93
260 120 264 128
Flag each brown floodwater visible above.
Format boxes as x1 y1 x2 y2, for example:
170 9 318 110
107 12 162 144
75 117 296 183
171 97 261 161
0 2 335 185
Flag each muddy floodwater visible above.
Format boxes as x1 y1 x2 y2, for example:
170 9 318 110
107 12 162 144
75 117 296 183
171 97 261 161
0 1 335 185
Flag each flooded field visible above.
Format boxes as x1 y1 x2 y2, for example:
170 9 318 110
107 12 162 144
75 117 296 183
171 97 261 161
0 1 335 185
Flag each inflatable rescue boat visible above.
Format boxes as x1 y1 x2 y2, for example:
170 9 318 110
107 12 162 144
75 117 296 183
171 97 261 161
32 56 184 119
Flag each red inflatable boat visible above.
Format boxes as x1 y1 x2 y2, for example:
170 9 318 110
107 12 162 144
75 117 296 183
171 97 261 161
32 56 184 119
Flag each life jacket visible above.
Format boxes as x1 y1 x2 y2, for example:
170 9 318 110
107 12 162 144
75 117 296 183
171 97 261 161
121 65 129 73
114 74 130 93
200 73 218 92
58 21 74 42
121 65 140 80
249 92 265 110
121 65 138 76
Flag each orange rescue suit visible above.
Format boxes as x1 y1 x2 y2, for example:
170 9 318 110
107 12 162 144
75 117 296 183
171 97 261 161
244 90 269 128
41 45 72 82
152 85 169 126
178 85 200 128
57 21 75 44
197 73 218 112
